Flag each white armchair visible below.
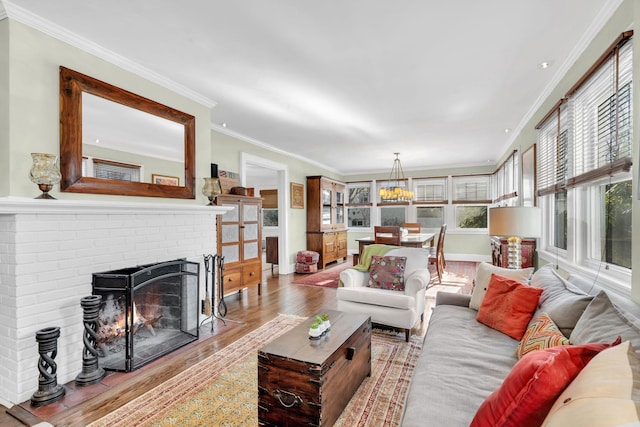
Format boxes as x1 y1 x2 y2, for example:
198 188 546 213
336 247 431 341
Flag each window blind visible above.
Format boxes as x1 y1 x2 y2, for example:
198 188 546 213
413 176 448 204
536 32 632 196
93 158 141 182
452 174 491 204
492 150 519 202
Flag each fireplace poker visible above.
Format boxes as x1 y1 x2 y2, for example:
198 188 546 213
201 254 226 331
217 255 227 318
203 254 214 317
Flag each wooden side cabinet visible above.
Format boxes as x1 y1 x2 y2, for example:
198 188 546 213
265 236 278 275
216 194 263 296
491 236 536 269
306 176 348 268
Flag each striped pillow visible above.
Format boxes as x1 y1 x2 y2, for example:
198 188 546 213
517 313 570 359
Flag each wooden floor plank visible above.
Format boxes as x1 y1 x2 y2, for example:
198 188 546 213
0 259 472 426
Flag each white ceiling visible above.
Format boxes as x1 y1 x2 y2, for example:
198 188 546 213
2 0 621 175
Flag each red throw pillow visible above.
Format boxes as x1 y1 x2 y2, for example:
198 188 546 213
470 338 621 427
477 274 543 340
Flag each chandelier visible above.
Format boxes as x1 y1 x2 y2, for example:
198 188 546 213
379 153 414 202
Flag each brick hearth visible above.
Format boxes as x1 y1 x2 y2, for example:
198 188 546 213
0 198 229 407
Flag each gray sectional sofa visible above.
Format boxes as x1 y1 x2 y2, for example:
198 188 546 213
402 263 640 426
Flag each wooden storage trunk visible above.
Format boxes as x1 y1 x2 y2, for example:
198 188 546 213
258 311 371 427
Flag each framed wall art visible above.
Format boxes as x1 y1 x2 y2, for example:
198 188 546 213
152 174 179 186
291 182 304 209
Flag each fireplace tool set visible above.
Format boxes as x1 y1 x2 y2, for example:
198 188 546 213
202 254 227 331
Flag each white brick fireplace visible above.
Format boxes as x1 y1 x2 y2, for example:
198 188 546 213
0 197 229 407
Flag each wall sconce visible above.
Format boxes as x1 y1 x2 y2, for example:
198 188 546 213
202 177 222 205
29 153 61 199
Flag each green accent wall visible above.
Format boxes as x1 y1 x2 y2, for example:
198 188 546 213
0 19 9 197
2 19 211 203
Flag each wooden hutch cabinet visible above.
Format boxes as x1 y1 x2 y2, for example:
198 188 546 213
490 236 536 269
306 176 348 269
216 194 262 295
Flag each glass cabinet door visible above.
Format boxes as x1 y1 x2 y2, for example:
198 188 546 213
322 207 331 225
322 188 332 206
335 206 344 225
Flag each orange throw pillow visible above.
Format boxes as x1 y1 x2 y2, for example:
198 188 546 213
477 274 543 340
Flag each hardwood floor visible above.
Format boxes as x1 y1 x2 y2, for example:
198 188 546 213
1 258 448 426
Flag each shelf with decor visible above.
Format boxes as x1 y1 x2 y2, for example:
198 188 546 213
306 176 348 269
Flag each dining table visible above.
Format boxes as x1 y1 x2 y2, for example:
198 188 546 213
354 232 435 264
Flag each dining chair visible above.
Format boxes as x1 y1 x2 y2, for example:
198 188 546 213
403 222 421 234
374 226 401 246
429 224 447 283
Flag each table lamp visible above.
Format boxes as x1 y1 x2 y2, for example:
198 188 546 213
488 207 541 269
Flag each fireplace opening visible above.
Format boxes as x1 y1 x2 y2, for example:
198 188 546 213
92 259 199 372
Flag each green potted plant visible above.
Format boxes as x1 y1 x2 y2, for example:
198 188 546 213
320 313 331 331
309 321 322 339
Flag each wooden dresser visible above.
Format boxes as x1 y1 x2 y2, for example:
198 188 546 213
216 194 262 296
306 176 348 269
490 236 536 269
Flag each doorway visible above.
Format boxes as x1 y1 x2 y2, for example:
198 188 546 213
240 153 290 274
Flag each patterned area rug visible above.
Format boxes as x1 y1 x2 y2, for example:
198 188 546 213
291 261 353 288
88 314 422 427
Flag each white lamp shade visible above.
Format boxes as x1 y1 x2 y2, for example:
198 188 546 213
489 207 541 238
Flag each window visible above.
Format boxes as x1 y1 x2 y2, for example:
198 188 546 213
263 209 278 227
452 175 491 203
492 150 519 204
599 179 632 269
536 31 632 283
84 157 142 182
417 206 444 229
348 207 371 228
553 191 567 250
455 206 487 229
346 182 373 228
413 177 447 203
380 206 406 226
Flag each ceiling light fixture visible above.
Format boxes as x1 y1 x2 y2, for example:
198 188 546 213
379 152 413 202
221 122 227 128
540 61 550 69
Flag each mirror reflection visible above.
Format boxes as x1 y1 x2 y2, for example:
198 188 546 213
60 66 196 199
82 93 185 185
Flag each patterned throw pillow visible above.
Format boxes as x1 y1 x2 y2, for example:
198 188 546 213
517 313 570 359
368 256 407 291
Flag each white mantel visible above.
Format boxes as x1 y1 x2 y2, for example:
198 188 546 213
0 197 230 407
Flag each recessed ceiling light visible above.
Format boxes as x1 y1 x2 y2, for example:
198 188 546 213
540 61 550 69
221 123 227 128
504 128 510 133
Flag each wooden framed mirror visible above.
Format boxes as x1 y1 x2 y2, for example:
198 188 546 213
59 66 196 198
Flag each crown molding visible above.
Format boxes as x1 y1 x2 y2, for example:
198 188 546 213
501 0 624 157
2 0 216 109
211 123 342 175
